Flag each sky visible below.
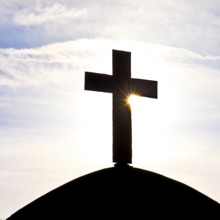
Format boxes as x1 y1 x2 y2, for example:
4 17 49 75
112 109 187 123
1 0 220 218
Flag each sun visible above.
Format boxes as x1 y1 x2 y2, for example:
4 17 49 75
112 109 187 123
127 94 140 107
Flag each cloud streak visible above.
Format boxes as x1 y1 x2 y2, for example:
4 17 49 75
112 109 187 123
13 3 87 26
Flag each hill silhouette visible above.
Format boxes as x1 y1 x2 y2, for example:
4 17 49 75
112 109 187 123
7 165 220 219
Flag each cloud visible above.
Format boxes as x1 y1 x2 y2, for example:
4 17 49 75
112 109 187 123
13 3 87 26
0 1 89 48
0 38 220 138
1 0 220 55
0 42 83 87
100 0 220 55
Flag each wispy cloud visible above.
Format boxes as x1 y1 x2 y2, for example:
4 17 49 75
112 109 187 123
1 0 220 55
13 3 87 26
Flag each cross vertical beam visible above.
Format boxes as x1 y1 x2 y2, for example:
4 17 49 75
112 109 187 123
112 50 132 164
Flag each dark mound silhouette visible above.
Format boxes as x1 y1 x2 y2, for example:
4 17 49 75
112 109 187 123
7 165 220 219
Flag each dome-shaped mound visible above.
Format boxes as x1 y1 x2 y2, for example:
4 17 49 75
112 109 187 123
7 165 220 219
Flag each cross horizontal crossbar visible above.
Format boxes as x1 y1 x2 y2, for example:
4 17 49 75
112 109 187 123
85 72 157 99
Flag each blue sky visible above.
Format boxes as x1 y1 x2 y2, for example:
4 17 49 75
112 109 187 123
1 0 220 218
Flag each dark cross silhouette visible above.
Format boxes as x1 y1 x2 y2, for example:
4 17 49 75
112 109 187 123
85 50 157 164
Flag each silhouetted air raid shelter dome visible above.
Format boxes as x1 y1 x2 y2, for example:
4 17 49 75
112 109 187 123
7 50 220 219
7 165 220 219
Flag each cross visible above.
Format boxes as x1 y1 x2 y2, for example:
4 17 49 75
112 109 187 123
85 50 157 165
